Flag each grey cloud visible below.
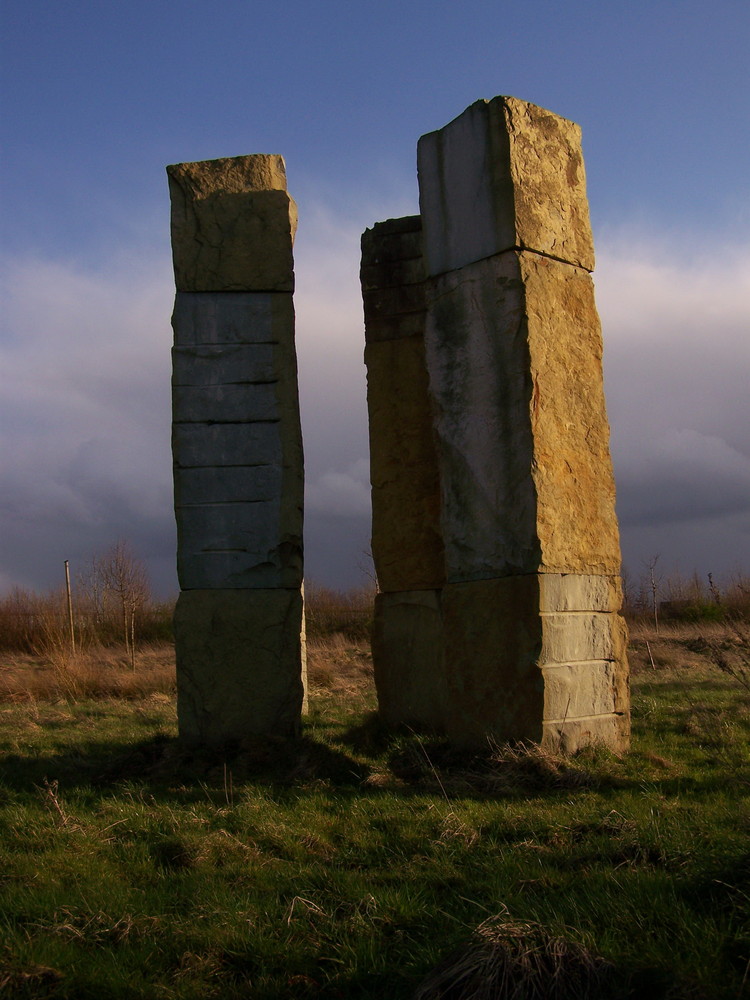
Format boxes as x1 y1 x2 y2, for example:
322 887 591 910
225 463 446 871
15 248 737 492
616 430 750 526
596 238 750 572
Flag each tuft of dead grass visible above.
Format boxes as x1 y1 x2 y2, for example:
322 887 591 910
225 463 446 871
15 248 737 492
304 582 375 640
413 914 614 1000
0 952 63 995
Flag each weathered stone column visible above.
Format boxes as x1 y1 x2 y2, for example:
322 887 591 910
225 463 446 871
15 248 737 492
363 97 629 752
361 217 446 726
417 97 629 751
167 155 305 744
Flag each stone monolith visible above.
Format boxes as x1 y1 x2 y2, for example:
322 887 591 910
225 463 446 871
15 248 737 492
363 97 629 751
168 154 305 745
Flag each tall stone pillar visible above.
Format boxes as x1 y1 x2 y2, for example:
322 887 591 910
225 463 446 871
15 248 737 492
364 97 629 752
167 155 305 744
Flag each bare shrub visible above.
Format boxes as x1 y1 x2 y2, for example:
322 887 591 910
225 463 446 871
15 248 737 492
91 540 151 666
624 566 749 626
0 542 171 664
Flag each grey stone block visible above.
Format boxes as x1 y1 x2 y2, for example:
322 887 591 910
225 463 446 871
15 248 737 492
538 574 623 613
175 587 304 744
540 611 627 664
542 713 630 754
424 253 539 581
172 343 279 386
172 383 279 423
417 96 595 276
373 591 447 728
174 464 281 507
168 155 296 292
176 500 281 559
172 291 297 348
177 548 302 590
542 660 621 721
172 422 282 468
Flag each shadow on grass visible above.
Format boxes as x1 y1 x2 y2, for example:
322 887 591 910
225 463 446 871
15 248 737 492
0 706 737 807
0 730 372 803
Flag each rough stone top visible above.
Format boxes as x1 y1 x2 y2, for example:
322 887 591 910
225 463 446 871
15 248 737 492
363 215 422 238
166 154 288 196
167 154 296 292
417 95 595 275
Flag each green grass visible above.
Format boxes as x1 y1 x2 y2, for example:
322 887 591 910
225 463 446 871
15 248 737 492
0 648 748 999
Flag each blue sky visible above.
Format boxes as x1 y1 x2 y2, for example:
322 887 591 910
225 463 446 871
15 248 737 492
1 0 749 596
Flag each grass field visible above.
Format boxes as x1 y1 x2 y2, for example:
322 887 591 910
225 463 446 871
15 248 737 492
0 622 748 998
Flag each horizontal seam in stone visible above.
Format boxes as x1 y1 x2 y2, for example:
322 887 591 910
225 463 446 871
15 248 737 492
540 610 614 616
190 548 261 554
543 711 621 724
540 659 615 670
173 340 281 345
173 380 280 387
426 244 592 279
176 463 274 469
175 463 277 470
173 419 281 425
177 500 272 507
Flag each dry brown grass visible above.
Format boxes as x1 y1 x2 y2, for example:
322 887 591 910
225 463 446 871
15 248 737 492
0 635 373 706
626 619 740 675
307 632 374 700
0 643 176 702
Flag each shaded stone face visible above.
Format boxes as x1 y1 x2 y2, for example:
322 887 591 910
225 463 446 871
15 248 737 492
174 588 304 743
172 292 303 591
362 217 444 593
372 590 447 728
438 574 628 748
424 250 621 581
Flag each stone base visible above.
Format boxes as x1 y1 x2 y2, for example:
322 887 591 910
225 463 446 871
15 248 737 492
174 588 304 744
374 574 629 752
444 575 629 749
541 712 630 755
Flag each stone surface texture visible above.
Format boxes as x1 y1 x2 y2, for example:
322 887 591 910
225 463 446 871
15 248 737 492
169 154 304 745
167 155 297 292
424 250 620 581
417 96 595 276
441 575 629 748
174 589 304 743
363 97 628 752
